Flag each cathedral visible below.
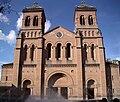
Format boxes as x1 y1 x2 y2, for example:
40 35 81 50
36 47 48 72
0 2 120 101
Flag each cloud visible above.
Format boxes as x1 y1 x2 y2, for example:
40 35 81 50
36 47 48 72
16 13 23 30
0 13 9 24
0 30 16 45
0 30 6 40
6 30 16 44
45 19 51 33
116 57 120 60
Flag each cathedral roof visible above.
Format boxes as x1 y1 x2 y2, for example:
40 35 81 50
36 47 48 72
23 2 43 12
75 4 96 11
2 63 13 68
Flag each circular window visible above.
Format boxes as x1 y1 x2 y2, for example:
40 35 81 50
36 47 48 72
56 32 63 38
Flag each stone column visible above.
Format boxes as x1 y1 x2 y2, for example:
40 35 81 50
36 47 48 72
31 88 33 95
58 87 61 96
62 46 66 62
52 46 56 62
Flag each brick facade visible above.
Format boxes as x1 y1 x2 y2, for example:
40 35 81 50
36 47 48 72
0 3 120 100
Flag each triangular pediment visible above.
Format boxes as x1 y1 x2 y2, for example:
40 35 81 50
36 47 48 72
44 26 76 46
44 26 76 38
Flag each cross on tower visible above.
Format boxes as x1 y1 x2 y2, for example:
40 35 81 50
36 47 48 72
34 2 38 6
81 0 85 4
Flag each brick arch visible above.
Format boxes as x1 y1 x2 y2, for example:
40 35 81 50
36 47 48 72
29 43 37 48
24 15 31 19
55 41 63 46
23 43 29 47
22 78 33 96
45 41 54 48
45 70 74 86
64 41 73 46
83 42 89 46
89 42 96 47
83 42 89 52
86 78 97 86
22 78 34 86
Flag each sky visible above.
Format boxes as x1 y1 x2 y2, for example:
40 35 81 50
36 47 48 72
0 0 120 74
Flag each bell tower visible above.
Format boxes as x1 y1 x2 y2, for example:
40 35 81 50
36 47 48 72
12 2 46 97
74 2 107 99
74 2 98 30
22 2 46 33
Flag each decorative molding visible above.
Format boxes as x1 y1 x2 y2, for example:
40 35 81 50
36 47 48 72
76 47 82 49
45 64 77 67
99 47 105 49
23 64 36 68
85 64 100 67
37 47 43 49
110 64 119 68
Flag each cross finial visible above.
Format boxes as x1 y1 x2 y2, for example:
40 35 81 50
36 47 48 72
34 2 38 6
81 0 85 4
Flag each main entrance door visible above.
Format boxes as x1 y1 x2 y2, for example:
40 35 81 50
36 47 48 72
47 73 69 99
48 87 58 99
47 87 68 99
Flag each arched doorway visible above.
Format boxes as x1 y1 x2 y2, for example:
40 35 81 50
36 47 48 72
47 73 72 99
23 80 31 97
87 79 95 99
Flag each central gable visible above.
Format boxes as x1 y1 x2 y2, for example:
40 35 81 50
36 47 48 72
44 26 76 45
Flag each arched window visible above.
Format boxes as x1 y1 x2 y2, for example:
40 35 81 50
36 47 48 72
83 44 87 61
88 15 93 25
80 15 85 25
33 16 38 26
87 79 95 99
46 43 52 60
56 43 61 60
25 16 30 26
91 44 95 60
66 43 71 60
30 45 35 61
24 45 27 61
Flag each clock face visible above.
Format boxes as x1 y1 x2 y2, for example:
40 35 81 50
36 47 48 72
56 32 63 38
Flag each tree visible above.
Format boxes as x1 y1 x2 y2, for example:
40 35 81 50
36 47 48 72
0 0 11 14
